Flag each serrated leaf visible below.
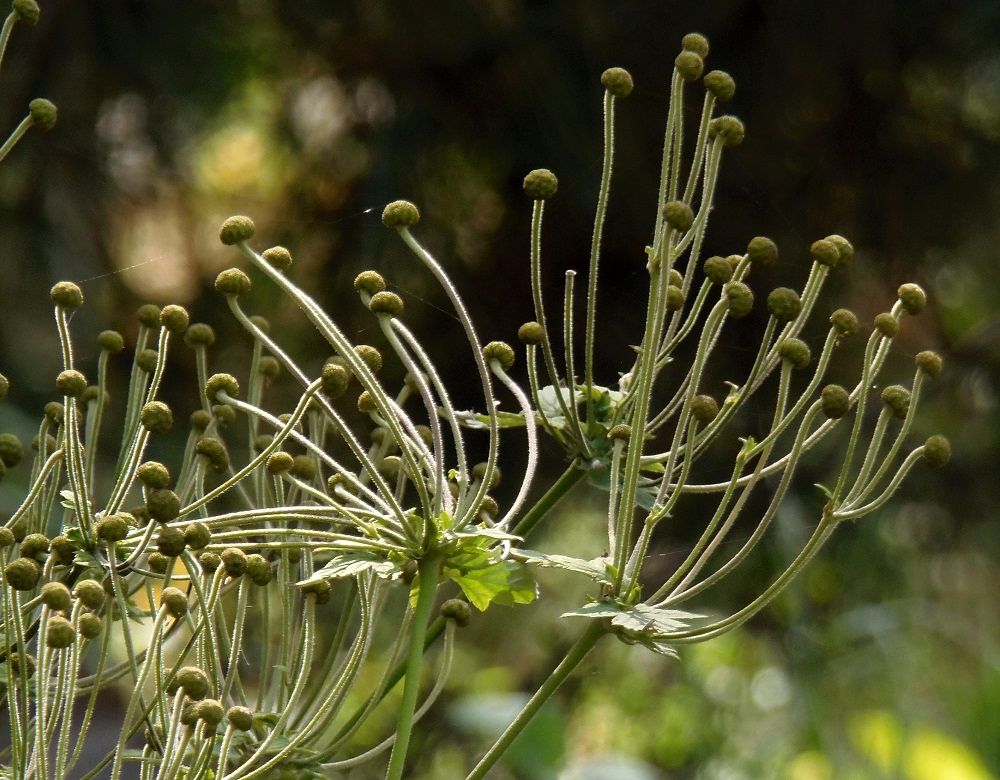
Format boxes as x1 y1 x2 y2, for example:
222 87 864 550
449 559 537 611
296 551 399 587
562 602 622 620
609 603 701 635
518 550 612 584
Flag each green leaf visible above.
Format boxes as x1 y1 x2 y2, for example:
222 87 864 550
296 551 399 587
449 409 527 430
607 603 701 635
448 559 537 611
517 550 612 584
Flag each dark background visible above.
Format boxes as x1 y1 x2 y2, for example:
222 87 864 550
0 1 997 777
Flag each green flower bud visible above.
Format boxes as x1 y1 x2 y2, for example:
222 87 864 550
246 554 272 586
97 330 125 353
147 489 181 522
681 32 709 58
477 495 499 519
183 521 211 550
228 706 254 731
221 547 248 578
472 461 501 489
690 394 719 424
378 455 402 478
874 312 899 338
724 281 753 318
137 461 171 489
897 283 927 315
258 355 281 382
355 344 383 373
778 338 811 369
290 455 317 481
0 527 14 547
0 372 8 400
176 666 211 700
28 98 57 130
190 409 211 431
195 437 229 472
440 598 472 626
607 424 631 442
4 557 40 590
32 433 57 453
135 349 158 373
0 433 23 467
140 401 173 434
262 245 293 272
601 67 634 98
746 236 778 267
820 384 851 419
825 234 854 264
56 369 87 397
49 283 82 312
215 268 251 297
147 552 169 574
136 304 161 327
41 581 72 611
830 308 858 336
483 341 515 371
184 323 216 348
156 526 185 557
663 200 694 232
250 314 270 333
159 304 189 333
79 612 102 640
199 552 221 573
666 285 685 312
13 0 40 25
382 200 420 228
205 373 240 401
523 169 558 200
880 384 910 419
354 270 386 296
195 699 225 729
704 70 736 102
96 515 129 542
766 287 802 322
219 215 255 245
20 533 49 558
253 434 274 451
915 350 943 377
49 534 75 562
302 578 332 603
266 451 293 475
708 115 745 147
212 404 236 429
46 615 75 649
703 256 732 284
180 702 198 726
810 239 840 268
674 50 704 81
923 434 951 468
9 652 36 677
160 587 188 617
369 290 404 317
321 362 350 398
357 390 377 414
74 579 105 609
81 385 110 408
517 321 545 345
668 269 684 287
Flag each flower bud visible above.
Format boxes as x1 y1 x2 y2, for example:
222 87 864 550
357 390 377 414
708 115 745 147
746 236 778 267
138 461 171 489
213 404 236 429
49 534 75 562
266 451 294 476
915 350 943 377
184 521 212 550
157 526 186 557
79 613 102 640
674 50 704 81
703 256 732 284
601 67 634 98
897 283 927 315
472 461 501 489
665 285 684 312
663 200 693 232
873 312 899 338
354 270 387 296
46 615 75 649
97 330 125 353
0 433 22 467
690 394 719 424
32 433 57 453
219 215 255 245
607 424 631 442
302 578 332 603
195 437 229 472
96 515 129 543
766 287 801 322
880 385 910 420
0 527 14 547
704 70 735 102
290 455 317 481
215 268 252 297
135 349 158 373
320 362 350 399
4 557 40 590
681 32 709 58
161 587 188 618
355 345 383 374
820 384 850 419
809 239 840 267
825 234 854 264
221 547 248 578
262 245 293 273
830 308 858 337
440 598 472 626
724 281 753 318
29 98 57 130
517 321 545 345
140 401 173 434
176 666 211 700
41 581 72 611
483 341 515 371
56 369 87 397
13 0 40 25
195 699 225 729
477 495 499 519
9 652 35 677
190 409 211 431
778 338 811 370
246 554 272 586
199 552 221 573
184 323 216 349
228 706 254 731
147 489 181 522
923 434 951 468
159 304 189 333
147 552 169 574
257 356 281 383
20 532 49 558
369 290 404 317
205 373 239 401
523 169 558 201
381 200 420 228
74 579 105 609
136 304 161 327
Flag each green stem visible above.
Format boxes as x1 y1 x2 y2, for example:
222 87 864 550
512 462 585 537
385 553 440 780
466 621 605 780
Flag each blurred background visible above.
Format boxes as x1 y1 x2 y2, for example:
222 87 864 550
0 1 998 777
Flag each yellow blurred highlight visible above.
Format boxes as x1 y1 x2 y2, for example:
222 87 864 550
786 750 833 780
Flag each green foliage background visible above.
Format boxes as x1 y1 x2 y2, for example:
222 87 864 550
0 1 998 777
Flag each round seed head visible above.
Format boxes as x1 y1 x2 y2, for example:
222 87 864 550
212 404 236 429
266 451 294 475
607 424 631 442
382 200 420 228
724 281 754 318
184 323 216 348
249 314 270 334
29 98 57 130
681 32 710 57
600 67 634 98
916 350 943 377
880 384 911 419
767 287 802 322
159 304 189 333
215 268 251 297
477 495 499 519
897 283 927 315
4 558 40 590
183 521 212 550
140 401 173 434
224 705 254 731
41 582 72 611
219 215 255 245
50 534 75 562
56 369 87 397
180 702 198 726
81 385 110 408
156 526 186 557
378 455 402 478
253 434 274 451
690 394 719 424
246 554 272 586
0 433 23 467
357 390 377 414
221 548 248 578
708 115 745 147
262 245 293 272
483 341 515 371
20 533 49 558
205 373 239 401
46 616 75 648
195 437 229 471
669 269 684 287
43 402 64 426
472 461 501 489
32 433 57 453
674 50 704 81
0 527 14 547
702 256 732 285
160 587 188 617
517 321 545 345
355 344 383 373
523 169 558 200
923 434 951 468
257 355 281 382
195 699 225 729
665 285 685 312
440 598 472 626
369 290 404 317
13 0 40 25
810 239 841 268
663 200 694 232
96 515 130 542
74 579 105 609
778 338 812 369
874 312 899 338
199 552 221 573
825 234 854 264
9 652 36 677
135 349 158 373
290 455 317 481
190 409 211 431
136 304 161 327
147 489 181 522
704 70 736 102
820 384 851 419
97 329 125 353
746 236 778 267
176 666 211 700
79 613 102 640
137 461 171 489
321 362 350 399
147 552 169 574
354 270 387 296
830 308 859 336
